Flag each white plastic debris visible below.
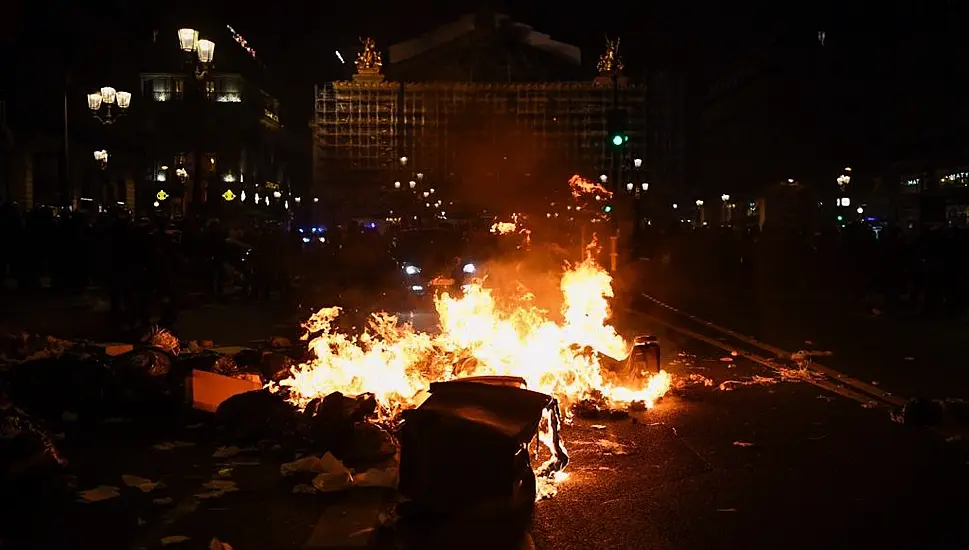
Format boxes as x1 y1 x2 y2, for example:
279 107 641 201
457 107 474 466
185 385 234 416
280 452 345 477
122 474 164 493
78 485 121 503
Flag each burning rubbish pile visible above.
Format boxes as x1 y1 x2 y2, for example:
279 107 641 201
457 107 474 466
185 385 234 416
0 248 670 528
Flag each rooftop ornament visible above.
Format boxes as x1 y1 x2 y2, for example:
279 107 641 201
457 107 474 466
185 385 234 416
597 37 624 76
355 37 383 76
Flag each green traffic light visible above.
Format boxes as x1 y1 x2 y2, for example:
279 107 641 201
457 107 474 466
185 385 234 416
612 135 623 146
837 215 843 221
603 205 613 213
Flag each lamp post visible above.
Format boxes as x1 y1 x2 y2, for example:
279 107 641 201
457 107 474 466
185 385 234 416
87 87 132 125
696 199 705 225
177 28 216 209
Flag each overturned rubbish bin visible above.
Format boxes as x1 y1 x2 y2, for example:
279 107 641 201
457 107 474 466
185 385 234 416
398 376 567 520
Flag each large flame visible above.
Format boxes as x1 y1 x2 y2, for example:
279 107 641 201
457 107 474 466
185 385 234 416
279 253 669 413
275 250 672 493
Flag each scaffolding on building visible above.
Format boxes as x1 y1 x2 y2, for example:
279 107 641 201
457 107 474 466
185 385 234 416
311 37 647 211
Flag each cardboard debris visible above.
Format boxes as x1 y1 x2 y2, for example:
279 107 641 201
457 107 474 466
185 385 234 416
186 369 263 413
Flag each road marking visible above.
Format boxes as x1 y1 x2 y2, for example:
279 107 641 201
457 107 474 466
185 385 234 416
635 293 905 407
631 308 886 407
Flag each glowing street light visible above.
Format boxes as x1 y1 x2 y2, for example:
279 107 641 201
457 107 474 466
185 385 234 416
178 28 215 79
695 199 704 207
87 87 131 125
633 158 642 168
641 183 649 191
394 181 401 189
626 182 634 192
408 180 416 189
721 193 730 202
93 150 108 169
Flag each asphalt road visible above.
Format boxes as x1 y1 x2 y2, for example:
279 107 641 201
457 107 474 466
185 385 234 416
6 307 968 550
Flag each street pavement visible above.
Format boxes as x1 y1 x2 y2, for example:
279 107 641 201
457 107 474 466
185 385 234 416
6 310 968 550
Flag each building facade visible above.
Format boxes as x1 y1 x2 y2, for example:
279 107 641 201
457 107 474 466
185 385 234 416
136 24 289 214
312 13 648 219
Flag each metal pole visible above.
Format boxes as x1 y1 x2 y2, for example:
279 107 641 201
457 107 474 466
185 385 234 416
63 89 71 206
610 72 620 270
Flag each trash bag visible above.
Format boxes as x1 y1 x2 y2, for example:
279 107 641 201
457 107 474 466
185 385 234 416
215 389 299 443
337 422 397 468
114 347 174 378
304 392 377 452
258 352 294 383
5 356 118 419
1 399 69 489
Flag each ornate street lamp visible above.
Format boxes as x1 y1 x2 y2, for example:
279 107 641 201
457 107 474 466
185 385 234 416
87 86 131 125
93 150 108 169
178 28 216 79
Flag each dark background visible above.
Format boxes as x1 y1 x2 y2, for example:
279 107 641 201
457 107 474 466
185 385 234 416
5 0 969 194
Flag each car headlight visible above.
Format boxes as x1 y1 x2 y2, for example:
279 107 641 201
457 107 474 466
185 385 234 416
404 265 420 275
463 263 476 274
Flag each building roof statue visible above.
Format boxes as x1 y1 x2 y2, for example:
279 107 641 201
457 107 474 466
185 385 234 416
355 37 383 76
597 37 624 76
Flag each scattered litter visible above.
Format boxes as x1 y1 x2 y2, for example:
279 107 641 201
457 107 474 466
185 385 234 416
591 424 607 430
195 479 238 499
776 367 825 382
153 441 196 451
719 376 777 391
816 394 834 402
78 485 121 503
732 441 756 448
596 439 630 455
209 538 234 550
280 452 345 477
717 508 738 512
161 535 191 545
122 474 164 493
153 497 174 506
61 411 78 422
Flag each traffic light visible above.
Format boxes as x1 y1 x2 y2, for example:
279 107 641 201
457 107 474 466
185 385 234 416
603 204 613 214
608 109 628 147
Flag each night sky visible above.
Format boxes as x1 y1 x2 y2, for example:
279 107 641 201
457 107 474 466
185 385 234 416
6 0 969 176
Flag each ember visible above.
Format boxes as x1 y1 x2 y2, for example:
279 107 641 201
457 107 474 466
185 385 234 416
273 247 672 491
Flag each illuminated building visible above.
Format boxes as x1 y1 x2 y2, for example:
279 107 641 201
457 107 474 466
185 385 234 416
312 12 647 216
138 24 288 210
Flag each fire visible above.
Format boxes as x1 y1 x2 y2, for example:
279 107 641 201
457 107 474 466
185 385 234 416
275 249 672 491
490 221 517 235
568 174 613 200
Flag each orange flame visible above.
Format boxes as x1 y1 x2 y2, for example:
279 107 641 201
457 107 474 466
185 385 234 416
275 250 671 492
569 174 613 200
